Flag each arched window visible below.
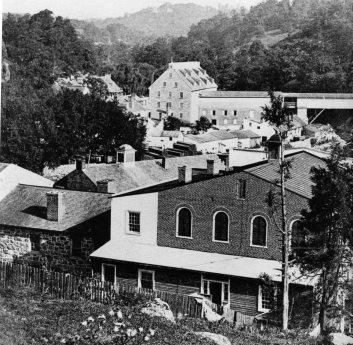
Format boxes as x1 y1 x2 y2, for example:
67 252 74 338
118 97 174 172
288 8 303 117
177 208 192 238
214 212 229 242
251 216 267 247
291 220 305 249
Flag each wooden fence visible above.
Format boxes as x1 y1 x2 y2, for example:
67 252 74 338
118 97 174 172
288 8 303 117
0 262 205 318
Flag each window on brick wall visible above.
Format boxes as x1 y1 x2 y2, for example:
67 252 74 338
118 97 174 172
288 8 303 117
213 212 229 242
223 110 228 116
251 216 267 247
157 102 161 108
163 82 166 87
177 207 192 238
127 211 140 234
174 82 178 88
212 110 216 116
233 110 237 116
138 269 155 290
71 237 82 257
235 179 246 199
102 263 116 284
169 73 172 78
291 220 306 252
157 91 161 98
180 102 184 109
180 113 183 119
169 91 172 98
30 234 40 251
179 92 184 99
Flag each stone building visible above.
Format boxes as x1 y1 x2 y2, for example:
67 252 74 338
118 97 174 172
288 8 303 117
0 185 111 274
148 61 217 123
91 148 324 319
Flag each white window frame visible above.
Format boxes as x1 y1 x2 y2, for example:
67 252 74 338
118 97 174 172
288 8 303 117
212 211 230 243
101 263 116 284
126 211 141 235
250 215 268 248
176 207 193 239
201 275 230 307
258 285 275 312
138 269 155 290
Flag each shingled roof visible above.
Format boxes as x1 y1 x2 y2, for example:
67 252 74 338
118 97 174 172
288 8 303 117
50 154 226 193
0 185 111 231
169 62 217 91
245 151 325 198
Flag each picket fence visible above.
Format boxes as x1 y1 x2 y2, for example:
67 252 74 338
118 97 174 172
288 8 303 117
0 262 255 324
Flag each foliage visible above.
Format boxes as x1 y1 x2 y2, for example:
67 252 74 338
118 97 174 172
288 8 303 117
296 144 353 332
164 116 183 131
0 286 318 345
1 87 146 173
3 10 97 89
194 116 212 134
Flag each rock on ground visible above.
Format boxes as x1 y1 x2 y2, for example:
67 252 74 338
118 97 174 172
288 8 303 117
195 332 231 345
140 298 175 323
328 333 353 345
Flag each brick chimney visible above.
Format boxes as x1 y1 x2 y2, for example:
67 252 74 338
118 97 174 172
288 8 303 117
76 157 86 171
207 159 220 175
97 179 115 193
47 192 65 221
162 156 169 170
178 166 192 183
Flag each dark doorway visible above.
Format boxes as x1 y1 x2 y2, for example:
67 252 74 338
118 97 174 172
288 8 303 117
209 281 222 305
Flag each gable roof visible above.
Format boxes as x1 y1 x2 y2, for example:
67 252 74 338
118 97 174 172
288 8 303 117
245 151 325 198
0 185 111 231
169 62 217 91
50 155 226 193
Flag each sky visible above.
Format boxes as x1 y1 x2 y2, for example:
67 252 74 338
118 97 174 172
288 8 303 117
3 0 263 20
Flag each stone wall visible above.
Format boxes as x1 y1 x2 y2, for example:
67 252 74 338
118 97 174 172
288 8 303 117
0 226 94 274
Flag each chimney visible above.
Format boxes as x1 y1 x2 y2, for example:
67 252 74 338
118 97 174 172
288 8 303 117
47 192 65 221
178 166 192 183
97 179 115 193
207 159 220 175
162 156 169 170
226 148 237 170
76 157 86 171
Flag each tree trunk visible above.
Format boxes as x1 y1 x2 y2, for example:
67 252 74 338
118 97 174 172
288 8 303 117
281 137 289 331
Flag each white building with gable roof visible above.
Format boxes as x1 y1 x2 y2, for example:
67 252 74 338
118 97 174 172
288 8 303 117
148 61 217 123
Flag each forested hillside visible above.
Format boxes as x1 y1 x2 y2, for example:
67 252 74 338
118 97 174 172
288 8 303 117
2 0 353 172
1 10 146 173
87 0 353 96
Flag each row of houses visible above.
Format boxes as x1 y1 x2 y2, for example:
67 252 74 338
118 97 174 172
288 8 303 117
0 142 327 321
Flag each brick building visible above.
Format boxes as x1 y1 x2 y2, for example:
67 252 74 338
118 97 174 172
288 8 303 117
0 185 111 274
148 61 217 122
91 149 324 318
